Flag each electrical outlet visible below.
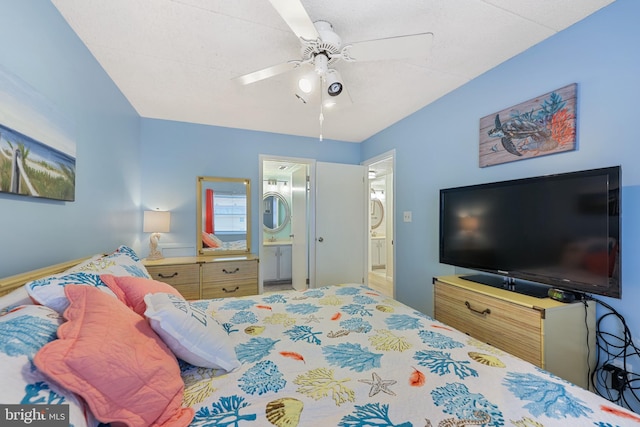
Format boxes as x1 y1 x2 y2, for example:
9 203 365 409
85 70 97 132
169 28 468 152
403 211 412 222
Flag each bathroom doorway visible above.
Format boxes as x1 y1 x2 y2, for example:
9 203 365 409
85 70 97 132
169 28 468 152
363 151 395 297
260 156 366 292
260 157 311 292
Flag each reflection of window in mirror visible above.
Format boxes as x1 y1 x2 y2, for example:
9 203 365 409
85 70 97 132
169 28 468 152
209 192 247 234
197 176 251 256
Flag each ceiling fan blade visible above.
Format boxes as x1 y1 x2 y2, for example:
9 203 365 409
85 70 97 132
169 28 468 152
345 32 433 62
268 0 319 40
234 61 299 85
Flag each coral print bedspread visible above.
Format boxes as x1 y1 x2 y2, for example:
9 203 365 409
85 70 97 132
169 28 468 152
180 284 638 426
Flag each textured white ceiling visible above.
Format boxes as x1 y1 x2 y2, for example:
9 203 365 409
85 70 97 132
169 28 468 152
51 0 614 142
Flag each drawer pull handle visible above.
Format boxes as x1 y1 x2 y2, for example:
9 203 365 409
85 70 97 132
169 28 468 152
158 272 178 279
223 268 240 274
465 301 491 316
222 286 240 293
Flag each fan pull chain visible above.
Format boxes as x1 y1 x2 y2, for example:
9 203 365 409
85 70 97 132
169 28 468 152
319 102 324 142
319 75 324 141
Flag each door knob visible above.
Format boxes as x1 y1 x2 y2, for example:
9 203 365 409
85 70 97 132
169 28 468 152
318 237 324 242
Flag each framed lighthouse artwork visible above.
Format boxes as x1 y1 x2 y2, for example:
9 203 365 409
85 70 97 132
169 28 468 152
479 83 577 168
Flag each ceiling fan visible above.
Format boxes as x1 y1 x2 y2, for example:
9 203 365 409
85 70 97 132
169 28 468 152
235 0 433 105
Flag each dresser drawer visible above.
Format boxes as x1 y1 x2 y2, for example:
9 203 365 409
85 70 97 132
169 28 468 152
201 282 258 299
146 264 200 300
434 280 543 366
201 260 258 299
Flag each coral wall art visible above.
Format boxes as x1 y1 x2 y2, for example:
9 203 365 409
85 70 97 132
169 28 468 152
479 83 576 167
0 65 76 201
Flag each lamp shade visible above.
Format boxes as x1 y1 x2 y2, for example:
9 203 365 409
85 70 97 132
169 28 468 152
143 211 171 233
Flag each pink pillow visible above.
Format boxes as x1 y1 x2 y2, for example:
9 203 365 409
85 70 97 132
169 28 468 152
101 274 183 315
34 285 194 427
201 231 220 248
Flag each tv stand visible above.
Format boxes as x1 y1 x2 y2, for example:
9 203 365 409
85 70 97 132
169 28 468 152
463 274 551 298
433 275 595 389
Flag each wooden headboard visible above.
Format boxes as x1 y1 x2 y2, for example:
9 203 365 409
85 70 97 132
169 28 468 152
0 257 90 296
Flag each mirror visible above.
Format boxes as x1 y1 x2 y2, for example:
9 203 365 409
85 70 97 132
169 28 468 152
197 176 251 256
263 192 290 233
371 199 384 229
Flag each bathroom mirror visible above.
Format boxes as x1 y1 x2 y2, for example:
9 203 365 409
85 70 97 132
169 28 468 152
371 199 384 229
263 192 290 233
197 176 251 256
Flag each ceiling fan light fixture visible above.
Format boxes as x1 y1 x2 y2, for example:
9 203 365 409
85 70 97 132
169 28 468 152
295 68 318 101
327 81 342 96
298 77 313 93
325 69 343 97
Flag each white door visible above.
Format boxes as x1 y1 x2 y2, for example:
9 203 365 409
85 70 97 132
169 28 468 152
291 166 308 290
314 162 366 286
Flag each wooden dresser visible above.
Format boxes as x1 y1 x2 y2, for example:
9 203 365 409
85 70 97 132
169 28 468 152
144 255 258 300
433 275 595 389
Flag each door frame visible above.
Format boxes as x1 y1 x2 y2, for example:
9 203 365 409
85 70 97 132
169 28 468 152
259 155 316 292
362 149 396 297
259 155 372 292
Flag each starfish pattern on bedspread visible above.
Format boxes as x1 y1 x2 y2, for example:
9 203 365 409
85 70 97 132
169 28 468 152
359 372 397 397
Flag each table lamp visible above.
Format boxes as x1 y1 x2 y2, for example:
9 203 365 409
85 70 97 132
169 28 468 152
143 210 171 260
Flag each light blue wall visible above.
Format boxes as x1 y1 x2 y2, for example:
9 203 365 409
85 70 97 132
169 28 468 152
139 119 360 255
362 0 640 337
0 2 142 277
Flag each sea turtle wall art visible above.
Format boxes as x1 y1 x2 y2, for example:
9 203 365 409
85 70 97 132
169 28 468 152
479 83 576 167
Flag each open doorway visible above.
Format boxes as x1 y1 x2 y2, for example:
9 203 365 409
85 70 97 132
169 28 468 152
260 157 311 293
260 156 367 293
363 151 395 297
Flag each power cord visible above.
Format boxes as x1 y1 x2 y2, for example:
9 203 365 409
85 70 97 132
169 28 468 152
587 295 640 412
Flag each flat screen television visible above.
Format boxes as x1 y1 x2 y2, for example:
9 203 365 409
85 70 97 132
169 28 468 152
439 166 621 299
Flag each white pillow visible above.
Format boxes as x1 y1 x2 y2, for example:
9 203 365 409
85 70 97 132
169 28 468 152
144 293 240 372
25 272 119 314
66 246 150 278
63 253 105 273
25 246 149 314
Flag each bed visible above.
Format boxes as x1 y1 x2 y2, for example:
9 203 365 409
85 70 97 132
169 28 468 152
1 246 638 427
202 232 247 252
